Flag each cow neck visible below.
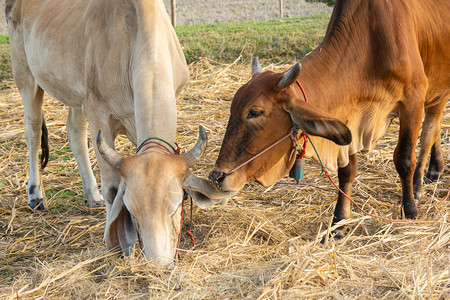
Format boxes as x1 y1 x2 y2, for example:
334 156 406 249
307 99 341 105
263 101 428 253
298 32 362 116
298 58 339 113
131 0 186 155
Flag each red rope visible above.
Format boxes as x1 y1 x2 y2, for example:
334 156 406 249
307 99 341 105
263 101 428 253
296 79 308 103
322 169 412 223
186 230 196 247
174 195 196 261
298 133 308 159
174 196 185 260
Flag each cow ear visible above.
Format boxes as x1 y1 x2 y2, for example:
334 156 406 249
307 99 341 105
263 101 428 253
283 100 352 146
182 171 232 209
105 183 137 256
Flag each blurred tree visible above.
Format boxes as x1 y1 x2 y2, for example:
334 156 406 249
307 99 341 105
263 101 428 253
305 0 335 7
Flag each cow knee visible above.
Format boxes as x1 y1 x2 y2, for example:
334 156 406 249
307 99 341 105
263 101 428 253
394 154 414 179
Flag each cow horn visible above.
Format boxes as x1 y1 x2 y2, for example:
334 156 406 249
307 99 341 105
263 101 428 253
96 130 124 171
183 125 207 167
278 63 301 89
252 57 263 77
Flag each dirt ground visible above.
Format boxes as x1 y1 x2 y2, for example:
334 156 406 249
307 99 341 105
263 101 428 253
161 0 332 25
0 0 331 34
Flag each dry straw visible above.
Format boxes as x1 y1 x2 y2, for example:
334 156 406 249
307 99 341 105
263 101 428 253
0 58 449 299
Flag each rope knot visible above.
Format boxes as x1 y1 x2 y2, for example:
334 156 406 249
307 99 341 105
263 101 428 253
291 125 301 136
320 166 328 175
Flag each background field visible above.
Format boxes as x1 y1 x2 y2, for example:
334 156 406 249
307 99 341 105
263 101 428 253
1 3 449 300
0 0 332 35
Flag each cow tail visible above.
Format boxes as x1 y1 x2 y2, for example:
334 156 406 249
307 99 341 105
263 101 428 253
40 117 49 170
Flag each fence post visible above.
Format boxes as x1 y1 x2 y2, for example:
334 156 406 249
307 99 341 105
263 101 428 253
171 0 176 26
279 0 284 18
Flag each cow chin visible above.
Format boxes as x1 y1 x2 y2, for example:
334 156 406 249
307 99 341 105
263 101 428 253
253 152 294 187
219 172 247 193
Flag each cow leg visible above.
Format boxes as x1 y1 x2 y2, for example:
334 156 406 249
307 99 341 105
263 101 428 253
331 154 358 239
20 85 46 210
66 108 103 207
412 100 447 201
394 97 425 219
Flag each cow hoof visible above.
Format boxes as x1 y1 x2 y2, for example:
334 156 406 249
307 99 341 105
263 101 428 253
425 170 441 183
413 191 421 203
320 228 346 244
84 199 102 208
403 204 418 220
28 198 46 210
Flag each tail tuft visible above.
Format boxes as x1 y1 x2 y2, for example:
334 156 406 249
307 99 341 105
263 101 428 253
40 118 49 170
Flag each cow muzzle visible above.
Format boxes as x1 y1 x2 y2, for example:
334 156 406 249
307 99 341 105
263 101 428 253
208 170 227 190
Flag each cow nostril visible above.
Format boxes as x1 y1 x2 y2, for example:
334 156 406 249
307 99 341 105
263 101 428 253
209 171 226 186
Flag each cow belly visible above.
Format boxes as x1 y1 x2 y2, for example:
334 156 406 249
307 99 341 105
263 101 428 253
349 111 397 157
23 38 86 107
312 113 396 171
20 1 88 107
33 72 85 107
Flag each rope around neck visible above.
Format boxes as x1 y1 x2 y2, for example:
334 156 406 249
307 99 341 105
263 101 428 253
136 137 180 154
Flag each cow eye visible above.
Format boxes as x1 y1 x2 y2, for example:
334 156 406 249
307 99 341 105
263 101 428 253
246 110 264 119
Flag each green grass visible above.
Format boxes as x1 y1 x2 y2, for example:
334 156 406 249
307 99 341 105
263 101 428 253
0 35 9 45
0 35 11 86
50 146 73 161
47 188 85 214
176 14 330 64
0 43 11 86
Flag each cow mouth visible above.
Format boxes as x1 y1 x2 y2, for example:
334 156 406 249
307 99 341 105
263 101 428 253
208 170 227 191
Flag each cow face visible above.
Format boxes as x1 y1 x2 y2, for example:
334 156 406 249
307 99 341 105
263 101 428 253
97 126 231 265
209 58 352 192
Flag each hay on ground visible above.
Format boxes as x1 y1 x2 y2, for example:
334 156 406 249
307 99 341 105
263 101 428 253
0 58 449 299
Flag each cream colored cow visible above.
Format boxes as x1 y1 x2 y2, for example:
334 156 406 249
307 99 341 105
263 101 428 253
6 0 229 265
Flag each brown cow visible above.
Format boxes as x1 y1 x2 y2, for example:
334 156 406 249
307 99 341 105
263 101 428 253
209 0 449 237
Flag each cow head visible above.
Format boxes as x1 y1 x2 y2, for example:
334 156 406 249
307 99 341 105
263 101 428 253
97 126 231 265
209 58 352 192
